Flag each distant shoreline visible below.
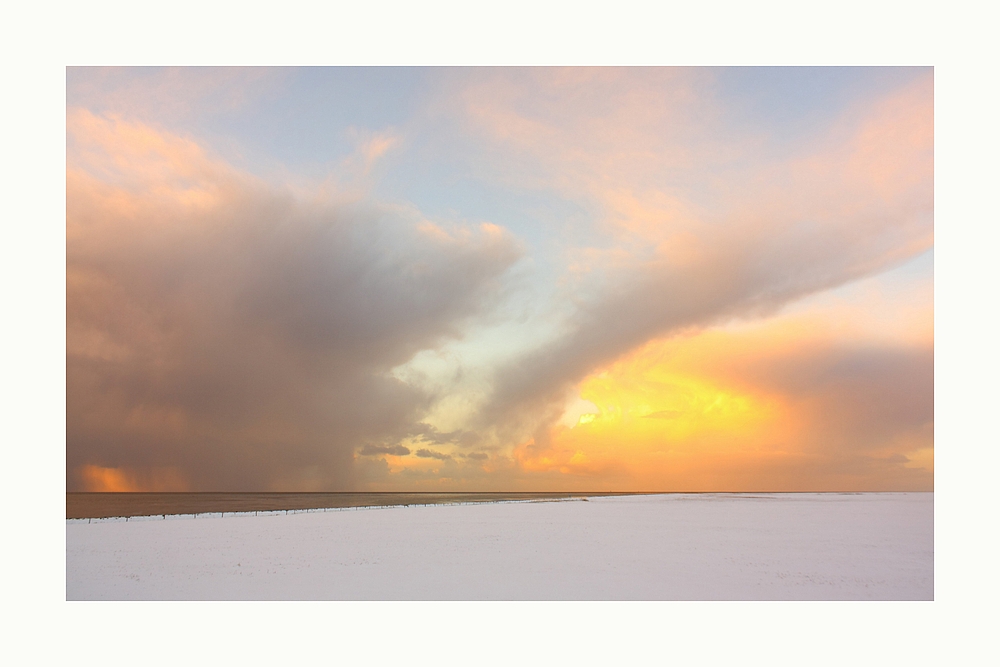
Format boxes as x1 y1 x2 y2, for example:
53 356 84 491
66 491 637 520
65 491 926 520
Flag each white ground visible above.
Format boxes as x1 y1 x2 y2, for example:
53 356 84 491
66 492 932 600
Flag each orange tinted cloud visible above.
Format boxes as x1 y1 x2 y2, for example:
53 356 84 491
67 69 932 493
464 70 932 450
516 301 932 492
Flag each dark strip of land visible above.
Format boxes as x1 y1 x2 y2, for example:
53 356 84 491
67 492 641 519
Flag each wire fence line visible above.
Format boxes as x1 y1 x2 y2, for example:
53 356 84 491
66 497 591 524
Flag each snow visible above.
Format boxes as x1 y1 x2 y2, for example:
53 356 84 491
66 492 932 600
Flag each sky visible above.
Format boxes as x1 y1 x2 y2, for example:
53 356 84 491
66 66 933 492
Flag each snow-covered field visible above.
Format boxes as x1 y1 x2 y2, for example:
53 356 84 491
66 492 932 600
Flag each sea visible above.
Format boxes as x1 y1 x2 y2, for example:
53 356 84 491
66 491 636 519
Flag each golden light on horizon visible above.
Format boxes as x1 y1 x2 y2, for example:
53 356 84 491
513 303 931 491
66 67 932 493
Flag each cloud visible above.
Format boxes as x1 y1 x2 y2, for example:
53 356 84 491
402 422 481 447
448 70 932 446
67 110 521 491
414 449 452 460
66 68 933 493
511 304 933 491
359 444 411 457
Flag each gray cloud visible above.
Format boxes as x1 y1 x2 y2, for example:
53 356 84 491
67 133 521 491
478 219 931 443
414 449 452 460
404 422 481 447
746 344 934 452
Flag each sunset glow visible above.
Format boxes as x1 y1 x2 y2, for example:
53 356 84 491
67 67 933 492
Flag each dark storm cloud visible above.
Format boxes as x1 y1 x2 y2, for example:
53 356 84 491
66 113 521 490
